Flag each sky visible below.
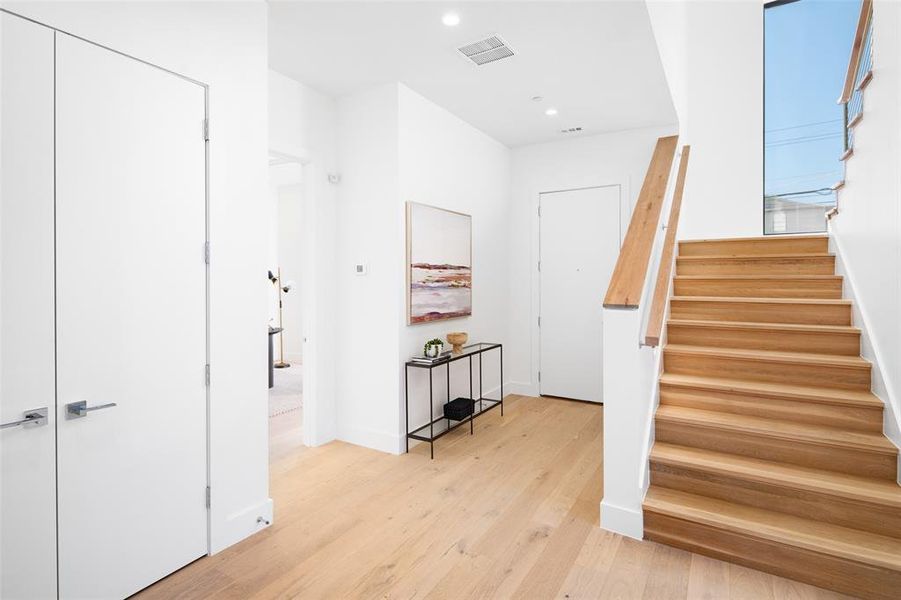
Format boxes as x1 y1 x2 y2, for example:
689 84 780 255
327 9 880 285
765 0 861 203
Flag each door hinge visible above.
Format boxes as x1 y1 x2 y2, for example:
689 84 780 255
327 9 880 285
204 241 210 264
205 486 211 508
538 371 541 382
202 118 210 142
205 364 210 386
538 205 541 217
538 260 541 272
538 316 541 327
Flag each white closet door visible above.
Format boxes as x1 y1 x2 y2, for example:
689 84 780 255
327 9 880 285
55 34 208 598
539 186 620 403
0 14 57 599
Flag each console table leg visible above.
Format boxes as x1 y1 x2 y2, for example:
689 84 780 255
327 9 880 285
469 356 474 435
446 361 450 430
429 368 434 459
479 351 483 414
500 345 504 416
405 365 409 453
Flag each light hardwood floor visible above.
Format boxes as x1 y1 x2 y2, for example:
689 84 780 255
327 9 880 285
137 395 855 599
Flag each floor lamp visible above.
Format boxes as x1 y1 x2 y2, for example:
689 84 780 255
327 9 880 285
271 268 293 369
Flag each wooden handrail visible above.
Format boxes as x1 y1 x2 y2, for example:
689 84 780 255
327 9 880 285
838 0 872 104
603 135 678 308
644 146 690 347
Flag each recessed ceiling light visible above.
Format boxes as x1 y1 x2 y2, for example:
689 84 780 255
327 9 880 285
442 13 460 27
545 108 558 116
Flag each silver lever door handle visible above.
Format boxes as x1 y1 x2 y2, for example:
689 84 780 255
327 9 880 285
66 401 117 419
1 407 48 429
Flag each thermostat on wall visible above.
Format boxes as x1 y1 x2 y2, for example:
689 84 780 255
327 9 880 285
354 263 368 276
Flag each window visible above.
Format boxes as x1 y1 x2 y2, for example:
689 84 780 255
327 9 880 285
764 0 860 234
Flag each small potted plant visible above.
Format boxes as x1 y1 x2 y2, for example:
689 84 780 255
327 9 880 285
424 338 444 358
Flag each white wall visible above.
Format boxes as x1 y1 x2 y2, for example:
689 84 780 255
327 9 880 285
268 69 339 446
399 85 512 440
647 0 764 240
507 125 677 395
831 0 901 458
2 1 271 553
335 83 403 453
330 83 512 454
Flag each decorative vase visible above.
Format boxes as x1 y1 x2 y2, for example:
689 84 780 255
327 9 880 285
425 344 442 358
447 332 468 355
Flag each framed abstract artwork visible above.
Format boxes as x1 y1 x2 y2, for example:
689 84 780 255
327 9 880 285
406 202 472 324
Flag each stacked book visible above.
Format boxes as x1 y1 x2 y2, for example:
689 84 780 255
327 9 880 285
410 354 449 365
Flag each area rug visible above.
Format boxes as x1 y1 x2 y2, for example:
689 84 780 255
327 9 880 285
269 365 303 417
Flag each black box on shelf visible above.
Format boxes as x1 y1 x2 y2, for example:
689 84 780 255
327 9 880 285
443 397 475 421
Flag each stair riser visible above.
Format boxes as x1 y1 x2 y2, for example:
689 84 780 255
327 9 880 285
676 256 835 276
678 237 829 257
644 513 901 600
655 419 897 479
664 352 871 390
667 323 860 355
670 300 851 325
673 278 843 299
650 464 901 538
659 387 883 432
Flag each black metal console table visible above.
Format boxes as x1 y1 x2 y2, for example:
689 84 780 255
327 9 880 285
404 343 503 459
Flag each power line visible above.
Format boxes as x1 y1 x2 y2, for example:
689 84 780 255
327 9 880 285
764 118 842 134
766 132 842 148
768 169 842 182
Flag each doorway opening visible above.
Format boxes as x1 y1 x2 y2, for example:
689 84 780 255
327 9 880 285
763 0 860 234
268 152 305 461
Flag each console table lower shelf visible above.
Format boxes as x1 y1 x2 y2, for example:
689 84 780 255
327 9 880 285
404 342 503 459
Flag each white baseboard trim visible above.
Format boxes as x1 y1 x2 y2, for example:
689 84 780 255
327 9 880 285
505 380 538 397
211 497 273 554
829 233 901 482
338 424 405 456
600 499 644 540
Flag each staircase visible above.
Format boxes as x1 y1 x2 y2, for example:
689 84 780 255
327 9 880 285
643 235 901 600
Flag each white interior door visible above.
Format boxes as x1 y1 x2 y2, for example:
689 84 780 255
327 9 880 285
55 34 208 598
539 186 620 403
0 13 58 599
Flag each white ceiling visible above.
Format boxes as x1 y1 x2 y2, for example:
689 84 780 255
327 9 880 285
268 1 677 148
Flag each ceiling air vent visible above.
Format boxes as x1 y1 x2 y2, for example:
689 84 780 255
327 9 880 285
561 127 584 134
457 35 515 66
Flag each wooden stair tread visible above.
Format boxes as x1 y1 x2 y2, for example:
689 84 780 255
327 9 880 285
667 319 860 335
655 405 896 454
665 344 869 368
677 253 834 260
651 442 901 509
672 296 851 305
658 373 883 408
680 235 828 244
644 487 901 571
674 275 841 280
